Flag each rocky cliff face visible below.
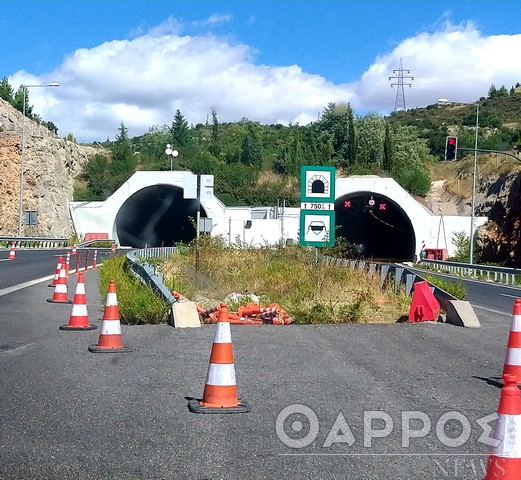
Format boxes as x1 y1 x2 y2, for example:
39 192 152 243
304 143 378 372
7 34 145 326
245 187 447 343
0 98 99 237
477 170 521 266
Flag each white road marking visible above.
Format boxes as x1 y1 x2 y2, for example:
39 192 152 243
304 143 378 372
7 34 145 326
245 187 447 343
0 275 54 297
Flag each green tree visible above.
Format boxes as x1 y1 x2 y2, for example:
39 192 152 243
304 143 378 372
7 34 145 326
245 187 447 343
240 125 263 168
0 77 14 103
170 109 190 147
109 122 137 191
209 107 221 158
82 154 110 198
382 121 393 172
355 113 385 166
13 85 33 117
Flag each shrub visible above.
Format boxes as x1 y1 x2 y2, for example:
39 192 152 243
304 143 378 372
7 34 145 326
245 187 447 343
425 275 467 300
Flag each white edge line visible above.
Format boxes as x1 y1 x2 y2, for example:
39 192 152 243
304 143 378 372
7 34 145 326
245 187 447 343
0 275 56 297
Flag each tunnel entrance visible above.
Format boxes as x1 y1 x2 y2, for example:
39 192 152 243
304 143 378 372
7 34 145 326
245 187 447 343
115 185 207 248
335 192 415 261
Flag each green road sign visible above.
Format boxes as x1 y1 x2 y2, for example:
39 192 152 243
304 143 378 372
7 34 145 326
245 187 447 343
299 210 335 247
300 166 336 203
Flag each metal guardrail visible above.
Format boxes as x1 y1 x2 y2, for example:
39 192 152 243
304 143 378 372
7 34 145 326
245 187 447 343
125 247 179 305
419 258 521 286
320 255 457 310
0 236 69 248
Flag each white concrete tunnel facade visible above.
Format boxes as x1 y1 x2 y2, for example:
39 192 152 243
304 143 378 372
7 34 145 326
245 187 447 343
69 171 487 259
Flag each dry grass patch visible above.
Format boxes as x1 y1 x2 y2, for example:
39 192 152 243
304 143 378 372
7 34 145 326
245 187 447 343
161 238 409 324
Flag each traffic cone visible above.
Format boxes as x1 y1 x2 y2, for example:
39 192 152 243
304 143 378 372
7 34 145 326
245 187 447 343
88 280 130 353
484 374 521 479
8 243 16 260
503 299 521 381
65 251 71 277
48 256 63 287
47 265 72 304
60 272 97 331
188 303 250 414
71 244 77 254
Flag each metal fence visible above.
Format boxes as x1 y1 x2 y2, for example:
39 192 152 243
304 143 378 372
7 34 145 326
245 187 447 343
419 258 521 286
0 236 69 248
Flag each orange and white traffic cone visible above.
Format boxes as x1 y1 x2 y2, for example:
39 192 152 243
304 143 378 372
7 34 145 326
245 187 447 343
48 256 63 287
88 280 130 353
8 243 16 260
60 272 97 331
47 264 72 304
71 244 77 254
503 299 521 381
484 373 521 479
93 250 97 269
188 303 250 414
65 251 71 278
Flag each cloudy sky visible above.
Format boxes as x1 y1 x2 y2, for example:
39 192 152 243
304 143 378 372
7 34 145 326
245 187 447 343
2 0 521 142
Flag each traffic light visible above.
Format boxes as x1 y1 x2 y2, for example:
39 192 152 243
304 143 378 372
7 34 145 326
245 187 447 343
445 136 458 161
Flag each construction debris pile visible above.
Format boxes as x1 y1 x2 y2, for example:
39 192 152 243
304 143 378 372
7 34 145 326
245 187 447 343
172 291 294 325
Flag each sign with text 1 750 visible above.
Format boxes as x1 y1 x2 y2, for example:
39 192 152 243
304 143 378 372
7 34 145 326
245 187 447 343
300 202 334 211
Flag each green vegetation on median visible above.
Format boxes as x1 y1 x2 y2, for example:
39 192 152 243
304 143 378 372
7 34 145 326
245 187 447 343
98 256 170 325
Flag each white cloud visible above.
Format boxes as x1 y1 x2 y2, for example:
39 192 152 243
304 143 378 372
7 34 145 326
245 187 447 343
10 20 521 142
351 21 521 111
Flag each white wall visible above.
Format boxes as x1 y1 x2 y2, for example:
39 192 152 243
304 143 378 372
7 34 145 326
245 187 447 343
69 172 487 256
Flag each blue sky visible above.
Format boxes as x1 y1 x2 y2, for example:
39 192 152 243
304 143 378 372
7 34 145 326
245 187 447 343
2 1 520 141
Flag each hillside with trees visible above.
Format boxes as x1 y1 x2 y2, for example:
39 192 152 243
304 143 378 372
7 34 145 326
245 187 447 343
76 83 520 206
2 75 519 207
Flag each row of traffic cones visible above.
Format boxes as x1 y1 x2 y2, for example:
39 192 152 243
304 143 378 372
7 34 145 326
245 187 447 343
51 267 246 409
47 257 130 352
484 299 521 479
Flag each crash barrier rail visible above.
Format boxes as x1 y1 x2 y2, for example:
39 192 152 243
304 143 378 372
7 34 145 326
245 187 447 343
320 255 457 310
125 247 179 305
418 258 521 286
0 236 69 248
77 239 115 248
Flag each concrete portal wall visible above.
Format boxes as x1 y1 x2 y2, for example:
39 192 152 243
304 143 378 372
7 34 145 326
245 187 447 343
334 176 487 258
69 171 487 256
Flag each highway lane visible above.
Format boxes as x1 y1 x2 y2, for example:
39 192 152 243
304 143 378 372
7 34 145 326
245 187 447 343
0 257 517 479
0 248 114 291
406 265 521 319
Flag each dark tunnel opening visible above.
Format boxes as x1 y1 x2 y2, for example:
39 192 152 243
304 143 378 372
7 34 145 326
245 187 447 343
115 185 207 248
334 192 416 261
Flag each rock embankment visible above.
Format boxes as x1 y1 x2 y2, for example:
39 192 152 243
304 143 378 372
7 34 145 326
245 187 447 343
0 98 100 237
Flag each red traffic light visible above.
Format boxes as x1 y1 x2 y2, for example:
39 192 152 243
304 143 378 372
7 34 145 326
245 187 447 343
379 202 387 212
445 136 458 160
344 200 351 208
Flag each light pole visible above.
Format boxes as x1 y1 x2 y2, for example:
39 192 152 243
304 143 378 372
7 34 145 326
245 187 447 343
18 82 59 236
469 103 479 265
437 98 479 264
164 144 179 171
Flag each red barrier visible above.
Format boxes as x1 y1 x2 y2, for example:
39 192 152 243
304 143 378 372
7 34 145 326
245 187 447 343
409 281 440 322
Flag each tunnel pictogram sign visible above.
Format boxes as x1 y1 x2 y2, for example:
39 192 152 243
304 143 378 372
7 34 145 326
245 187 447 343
300 166 336 203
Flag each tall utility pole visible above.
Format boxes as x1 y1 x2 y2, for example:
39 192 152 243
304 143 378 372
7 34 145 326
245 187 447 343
389 58 414 111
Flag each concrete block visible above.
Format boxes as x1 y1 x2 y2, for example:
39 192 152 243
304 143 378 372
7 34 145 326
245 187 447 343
445 300 481 328
172 301 201 328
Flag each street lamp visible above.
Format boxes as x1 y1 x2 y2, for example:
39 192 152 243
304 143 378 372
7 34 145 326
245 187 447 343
437 98 479 264
164 144 179 171
18 82 60 236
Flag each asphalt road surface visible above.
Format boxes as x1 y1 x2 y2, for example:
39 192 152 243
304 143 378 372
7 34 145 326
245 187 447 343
1 250 520 479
